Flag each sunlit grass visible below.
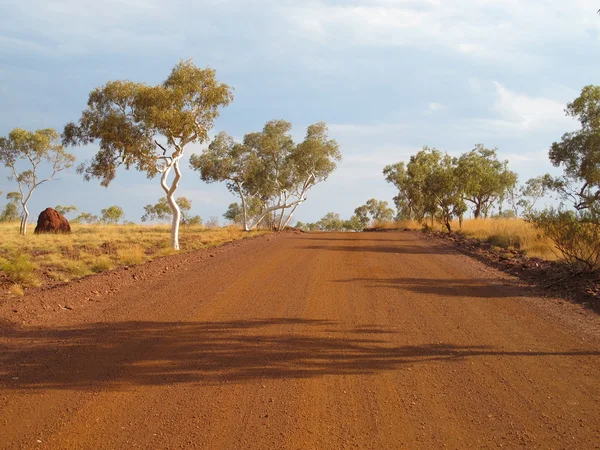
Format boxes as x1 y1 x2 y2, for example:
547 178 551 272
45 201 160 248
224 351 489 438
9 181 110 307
0 222 267 288
371 218 557 261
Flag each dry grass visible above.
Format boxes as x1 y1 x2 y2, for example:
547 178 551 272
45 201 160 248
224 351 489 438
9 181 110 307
0 222 267 288
371 218 557 261
8 283 24 296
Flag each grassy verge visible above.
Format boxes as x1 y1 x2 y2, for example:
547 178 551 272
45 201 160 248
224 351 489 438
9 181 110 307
0 222 267 293
371 218 557 261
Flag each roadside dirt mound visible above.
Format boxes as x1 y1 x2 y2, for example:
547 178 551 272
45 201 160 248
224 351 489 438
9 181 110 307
34 208 71 234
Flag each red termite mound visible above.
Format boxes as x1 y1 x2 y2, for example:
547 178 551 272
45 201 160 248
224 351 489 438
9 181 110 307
34 208 71 234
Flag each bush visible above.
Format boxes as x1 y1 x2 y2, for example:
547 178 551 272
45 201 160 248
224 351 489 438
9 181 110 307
90 256 113 273
117 244 145 265
486 234 521 250
529 209 600 272
0 254 40 286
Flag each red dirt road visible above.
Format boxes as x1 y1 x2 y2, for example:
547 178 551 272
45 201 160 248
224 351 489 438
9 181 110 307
1 232 599 449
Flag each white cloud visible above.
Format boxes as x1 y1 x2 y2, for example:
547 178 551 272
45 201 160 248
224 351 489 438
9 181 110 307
280 0 600 67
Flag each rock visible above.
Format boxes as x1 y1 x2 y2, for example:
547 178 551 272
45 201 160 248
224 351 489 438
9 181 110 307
34 208 71 234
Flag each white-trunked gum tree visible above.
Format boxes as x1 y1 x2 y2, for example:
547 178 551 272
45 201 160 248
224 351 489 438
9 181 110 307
190 120 341 231
0 128 75 235
63 60 234 249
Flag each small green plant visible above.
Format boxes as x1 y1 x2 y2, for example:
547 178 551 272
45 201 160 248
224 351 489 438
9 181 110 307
0 254 40 286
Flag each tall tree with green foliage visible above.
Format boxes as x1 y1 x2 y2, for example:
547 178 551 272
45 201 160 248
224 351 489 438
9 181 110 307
191 120 341 231
100 205 124 224
0 192 21 222
527 85 600 272
354 198 395 227
455 145 517 218
0 128 75 235
63 60 233 249
385 147 465 231
545 85 600 212
315 212 345 231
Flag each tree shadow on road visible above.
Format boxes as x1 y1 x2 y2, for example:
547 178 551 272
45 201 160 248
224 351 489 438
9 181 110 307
2 318 598 391
334 277 525 298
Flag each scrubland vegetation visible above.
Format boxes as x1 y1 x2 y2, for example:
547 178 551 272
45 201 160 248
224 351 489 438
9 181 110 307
370 218 557 261
0 222 265 293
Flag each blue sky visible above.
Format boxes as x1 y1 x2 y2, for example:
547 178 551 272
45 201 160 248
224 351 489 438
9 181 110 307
0 0 598 224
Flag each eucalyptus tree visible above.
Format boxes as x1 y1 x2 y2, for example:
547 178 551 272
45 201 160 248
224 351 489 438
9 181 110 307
354 198 395 227
455 145 517 218
191 120 341 231
384 147 465 231
142 196 201 225
546 85 600 212
63 60 233 249
100 205 124 224
0 192 21 222
54 205 78 219
0 128 75 235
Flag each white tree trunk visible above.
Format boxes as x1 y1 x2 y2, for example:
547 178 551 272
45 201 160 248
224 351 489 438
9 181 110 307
160 157 183 250
20 203 29 236
245 199 305 231
281 203 300 229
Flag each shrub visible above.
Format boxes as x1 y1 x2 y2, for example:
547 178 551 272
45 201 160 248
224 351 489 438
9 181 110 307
529 209 600 272
486 234 521 250
117 244 145 265
0 254 40 286
90 256 113 273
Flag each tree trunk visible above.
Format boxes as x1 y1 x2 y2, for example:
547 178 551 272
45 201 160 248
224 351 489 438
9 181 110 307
235 181 251 232
281 203 300 229
444 217 452 232
20 204 29 236
161 157 182 250
473 202 481 219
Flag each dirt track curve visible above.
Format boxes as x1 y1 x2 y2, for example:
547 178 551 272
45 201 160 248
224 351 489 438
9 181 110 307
1 231 600 449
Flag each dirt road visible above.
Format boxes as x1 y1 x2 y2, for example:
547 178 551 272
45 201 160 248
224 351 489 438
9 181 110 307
1 232 599 449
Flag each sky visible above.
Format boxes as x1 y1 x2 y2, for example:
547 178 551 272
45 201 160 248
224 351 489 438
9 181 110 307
0 0 598 224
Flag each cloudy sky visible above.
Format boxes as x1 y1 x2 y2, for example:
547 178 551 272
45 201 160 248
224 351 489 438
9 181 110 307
0 0 598 223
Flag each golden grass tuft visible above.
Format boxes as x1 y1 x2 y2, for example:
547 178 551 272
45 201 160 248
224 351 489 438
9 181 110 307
117 244 146 266
90 256 113 273
8 283 24 296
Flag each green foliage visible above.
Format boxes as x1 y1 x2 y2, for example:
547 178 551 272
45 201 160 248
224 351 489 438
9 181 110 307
455 145 517 218
191 120 341 230
548 85 600 211
64 60 234 186
72 212 99 224
55 205 78 218
343 215 365 232
0 254 39 286
315 212 345 231
142 196 200 225
354 199 395 227
100 205 124 224
0 192 21 222
529 209 600 272
384 147 465 231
